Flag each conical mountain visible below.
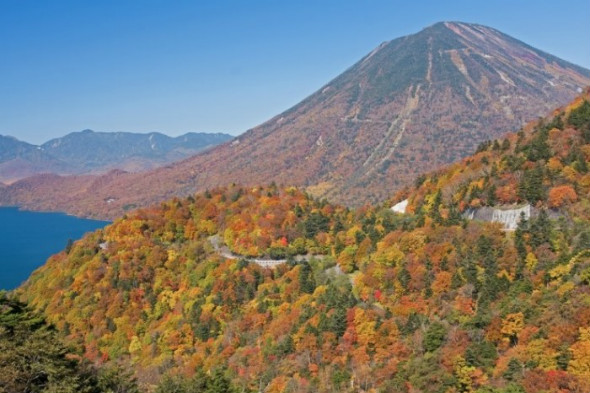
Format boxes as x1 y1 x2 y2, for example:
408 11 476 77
2 21 589 218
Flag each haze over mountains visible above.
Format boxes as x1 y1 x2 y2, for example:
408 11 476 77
1 21 589 218
0 130 232 184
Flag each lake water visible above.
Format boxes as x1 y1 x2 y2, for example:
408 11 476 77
0 207 109 290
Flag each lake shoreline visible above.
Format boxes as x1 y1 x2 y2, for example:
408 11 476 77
0 207 109 290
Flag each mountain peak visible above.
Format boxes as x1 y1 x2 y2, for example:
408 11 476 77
407 21 477 36
422 20 456 30
0 134 20 142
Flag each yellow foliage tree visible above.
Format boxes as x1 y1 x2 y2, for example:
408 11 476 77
526 339 557 370
525 252 538 271
501 312 524 345
568 328 590 379
454 356 476 393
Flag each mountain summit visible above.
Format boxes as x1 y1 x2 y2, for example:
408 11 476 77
2 22 589 218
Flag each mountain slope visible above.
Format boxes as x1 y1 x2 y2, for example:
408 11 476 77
0 130 232 183
0 293 141 392
17 93 590 392
2 21 589 218
0 135 71 183
392 91 590 221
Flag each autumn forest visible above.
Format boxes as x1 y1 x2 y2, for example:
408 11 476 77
1 92 588 392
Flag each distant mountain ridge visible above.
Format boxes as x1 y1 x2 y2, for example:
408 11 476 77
1 21 589 218
0 135 71 183
0 130 232 183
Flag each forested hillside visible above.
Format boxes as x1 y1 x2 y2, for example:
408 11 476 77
0 291 140 393
395 92 590 219
17 93 590 392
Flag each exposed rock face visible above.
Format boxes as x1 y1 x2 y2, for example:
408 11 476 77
2 22 589 219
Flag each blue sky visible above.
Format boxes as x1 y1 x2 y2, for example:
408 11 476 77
1 0 589 144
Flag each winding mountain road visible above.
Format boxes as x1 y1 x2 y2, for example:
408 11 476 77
208 235 324 268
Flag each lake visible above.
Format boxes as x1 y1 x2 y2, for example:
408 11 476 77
0 207 109 290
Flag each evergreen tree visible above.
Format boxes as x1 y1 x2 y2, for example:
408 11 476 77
503 358 523 381
0 294 113 393
398 265 412 291
463 252 480 294
424 322 446 352
276 335 294 355
303 212 330 238
487 184 497 206
567 100 590 139
402 312 422 335
518 165 546 203
574 153 589 173
529 209 552 248
514 213 528 262
330 306 348 338
96 365 139 393
524 124 551 161
207 368 234 393
445 203 464 226
430 190 443 224
298 262 316 294
465 340 498 369
65 238 74 254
